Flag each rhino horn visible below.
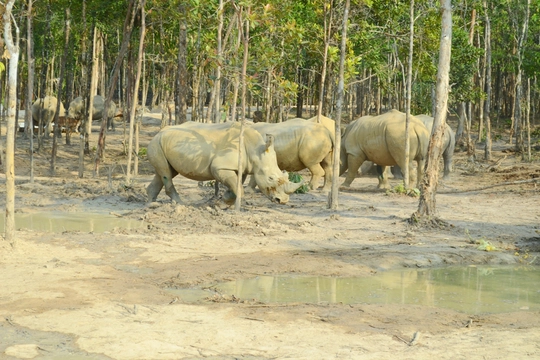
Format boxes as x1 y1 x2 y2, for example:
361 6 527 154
265 134 274 151
284 180 304 194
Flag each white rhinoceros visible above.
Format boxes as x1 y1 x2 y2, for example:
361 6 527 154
415 114 455 179
146 121 303 205
340 110 429 189
250 118 334 191
31 96 66 137
68 95 118 130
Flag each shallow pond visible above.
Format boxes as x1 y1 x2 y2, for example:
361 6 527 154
169 266 540 314
0 212 145 233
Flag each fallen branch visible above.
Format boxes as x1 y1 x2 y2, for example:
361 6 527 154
448 178 540 193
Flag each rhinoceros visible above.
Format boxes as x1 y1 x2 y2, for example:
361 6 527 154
68 95 118 131
31 96 66 137
415 114 455 179
340 110 429 189
146 121 303 205
306 115 336 138
249 118 334 191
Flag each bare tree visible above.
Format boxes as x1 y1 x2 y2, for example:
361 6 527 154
328 0 349 210
316 0 334 122
403 0 415 189
94 0 138 176
3 0 20 246
412 0 452 222
175 1 188 124
126 0 146 184
50 9 70 175
26 0 35 183
483 0 492 161
234 5 250 211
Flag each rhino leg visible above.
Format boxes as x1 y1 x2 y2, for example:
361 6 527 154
147 174 164 202
213 169 241 205
245 175 257 193
320 152 333 192
341 153 366 187
376 165 391 189
306 163 325 191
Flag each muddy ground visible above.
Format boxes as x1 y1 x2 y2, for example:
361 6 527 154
1 110 539 359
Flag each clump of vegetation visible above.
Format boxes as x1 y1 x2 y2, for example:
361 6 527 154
386 183 420 197
288 172 309 194
138 147 147 157
466 229 498 252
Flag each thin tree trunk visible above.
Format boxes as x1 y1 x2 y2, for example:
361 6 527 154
3 0 19 246
413 0 452 221
175 2 187 124
483 0 492 161
214 0 223 123
50 9 70 176
328 0 349 210
78 0 88 177
126 0 145 184
317 0 333 122
403 0 414 190
26 0 35 183
526 78 531 161
235 5 249 211
94 0 138 176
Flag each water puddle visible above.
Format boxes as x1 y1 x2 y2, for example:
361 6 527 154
0 212 145 233
169 266 540 314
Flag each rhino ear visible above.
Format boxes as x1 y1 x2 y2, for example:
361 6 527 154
265 134 274 152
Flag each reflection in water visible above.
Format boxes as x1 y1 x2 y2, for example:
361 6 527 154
0 212 145 233
209 266 540 314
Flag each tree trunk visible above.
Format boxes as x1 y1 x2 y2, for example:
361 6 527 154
403 0 414 190
175 2 187 124
317 0 333 122
483 0 492 161
328 0 349 210
26 0 35 183
94 0 138 176
126 0 146 185
413 0 452 221
78 0 88 177
235 6 249 211
3 0 19 246
50 9 70 176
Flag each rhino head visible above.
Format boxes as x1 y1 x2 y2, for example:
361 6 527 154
252 134 303 204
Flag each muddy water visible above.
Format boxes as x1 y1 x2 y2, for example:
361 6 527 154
172 266 540 314
0 212 145 233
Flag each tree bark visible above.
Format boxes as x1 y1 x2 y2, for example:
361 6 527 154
126 0 146 185
317 0 333 122
483 0 492 161
94 0 138 176
235 5 249 211
3 0 19 246
329 0 349 210
50 9 70 176
403 0 414 190
175 2 188 124
26 0 35 183
413 0 452 221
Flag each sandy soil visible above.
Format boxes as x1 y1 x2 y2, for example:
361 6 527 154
1 111 539 360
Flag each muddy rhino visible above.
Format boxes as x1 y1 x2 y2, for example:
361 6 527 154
31 96 66 137
68 95 118 131
146 121 303 205
250 119 334 191
340 110 429 189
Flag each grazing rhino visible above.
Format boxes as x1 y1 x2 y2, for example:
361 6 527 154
146 121 303 205
306 115 336 138
340 110 429 189
249 118 334 191
31 96 65 137
415 114 455 179
68 95 118 131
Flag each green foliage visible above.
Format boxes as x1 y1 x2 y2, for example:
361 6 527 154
386 183 420 197
138 147 147 157
288 172 309 194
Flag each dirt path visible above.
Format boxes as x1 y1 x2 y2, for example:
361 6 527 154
1 112 539 359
